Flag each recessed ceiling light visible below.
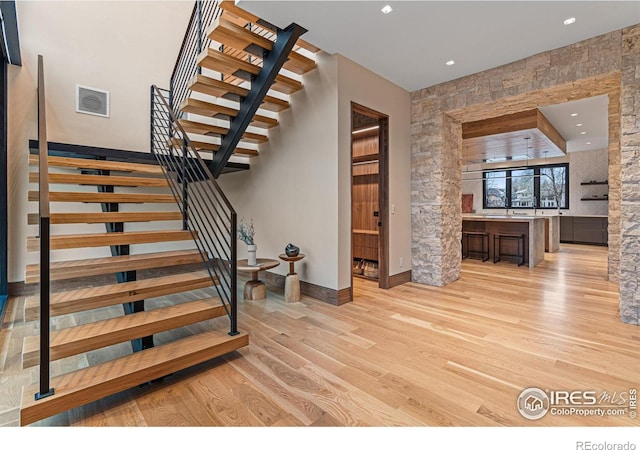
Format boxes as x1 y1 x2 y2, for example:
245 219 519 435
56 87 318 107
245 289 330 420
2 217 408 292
571 113 578 117
576 123 583 127
381 5 392 14
446 60 455 66
580 131 587 135
586 142 592 145
564 17 576 25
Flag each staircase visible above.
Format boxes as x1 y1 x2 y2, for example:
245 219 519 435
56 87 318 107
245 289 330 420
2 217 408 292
20 153 248 426
19 0 319 426
170 0 319 177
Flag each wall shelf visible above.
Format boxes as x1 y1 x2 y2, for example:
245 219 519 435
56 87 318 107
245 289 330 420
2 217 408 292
581 197 608 201
580 181 608 185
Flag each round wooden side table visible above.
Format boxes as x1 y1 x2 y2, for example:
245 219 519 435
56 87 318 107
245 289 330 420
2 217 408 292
237 258 279 300
278 254 305 302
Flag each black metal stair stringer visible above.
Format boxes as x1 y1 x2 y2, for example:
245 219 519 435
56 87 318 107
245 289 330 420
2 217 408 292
208 22 308 178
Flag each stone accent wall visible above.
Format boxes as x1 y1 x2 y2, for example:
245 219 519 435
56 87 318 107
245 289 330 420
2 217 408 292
620 26 640 324
412 25 640 324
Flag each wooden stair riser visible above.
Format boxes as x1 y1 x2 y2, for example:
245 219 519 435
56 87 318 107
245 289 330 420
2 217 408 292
29 172 169 188
219 1 320 54
24 249 202 284
180 97 278 129
168 137 259 157
28 191 177 204
20 331 249 426
187 74 290 112
27 230 195 251
22 301 228 369
196 48 302 95
29 155 163 175
178 119 268 143
207 17 316 76
24 271 215 320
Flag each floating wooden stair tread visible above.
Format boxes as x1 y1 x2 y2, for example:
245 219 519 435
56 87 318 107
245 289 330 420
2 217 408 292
219 0 320 54
168 137 258 157
24 270 215 321
29 172 169 188
24 248 202 284
28 191 177 204
29 155 163 175
180 98 278 129
27 211 183 226
27 230 195 251
178 119 268 143
20 330 249 426
22 299 228 369
207 17 316 75
187 74 289 112
196 48 302 95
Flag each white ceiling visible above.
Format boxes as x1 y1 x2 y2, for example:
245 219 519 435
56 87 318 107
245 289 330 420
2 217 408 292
239 0 628 154
239 1 640 92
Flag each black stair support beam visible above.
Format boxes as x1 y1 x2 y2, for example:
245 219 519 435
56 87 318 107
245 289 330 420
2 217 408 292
209 22 307 178
96 168 154 352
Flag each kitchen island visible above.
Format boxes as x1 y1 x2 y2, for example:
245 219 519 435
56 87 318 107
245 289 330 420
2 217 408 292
462 214 546 268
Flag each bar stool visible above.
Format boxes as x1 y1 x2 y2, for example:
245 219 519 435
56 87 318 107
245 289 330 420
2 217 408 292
493 233 525 266
462 231 489 262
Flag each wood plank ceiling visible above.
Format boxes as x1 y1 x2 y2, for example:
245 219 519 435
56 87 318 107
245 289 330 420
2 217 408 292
461 109 567 165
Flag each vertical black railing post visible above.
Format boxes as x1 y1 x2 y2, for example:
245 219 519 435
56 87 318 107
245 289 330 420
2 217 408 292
36 54 54 400
229 212 238 336
196 0 203 75
182 136 189 230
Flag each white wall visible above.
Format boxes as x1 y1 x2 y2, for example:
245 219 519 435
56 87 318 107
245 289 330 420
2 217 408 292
218 52 340 289
336 55 411 289
219 52 412 293
7 1 193 282
461 147 609 216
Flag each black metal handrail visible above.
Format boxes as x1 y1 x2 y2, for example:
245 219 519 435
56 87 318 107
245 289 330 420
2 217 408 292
36 54 54 400
170 0 221 116
151 85 238 335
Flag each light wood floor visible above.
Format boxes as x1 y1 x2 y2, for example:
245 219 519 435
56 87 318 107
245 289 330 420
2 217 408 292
1 244 638 426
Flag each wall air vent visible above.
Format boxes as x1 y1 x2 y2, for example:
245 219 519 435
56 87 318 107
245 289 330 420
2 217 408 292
76 85 109 118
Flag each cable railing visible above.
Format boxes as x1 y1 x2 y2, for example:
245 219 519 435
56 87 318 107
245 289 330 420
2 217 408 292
36 54 54 400
169 0 221 116
151 85 238 335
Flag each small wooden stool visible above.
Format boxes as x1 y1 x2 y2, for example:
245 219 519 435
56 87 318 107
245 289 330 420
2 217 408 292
237 258 280 300
278 254 305 302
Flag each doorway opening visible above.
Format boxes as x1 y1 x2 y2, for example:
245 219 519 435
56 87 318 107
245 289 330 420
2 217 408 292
350 102 389 289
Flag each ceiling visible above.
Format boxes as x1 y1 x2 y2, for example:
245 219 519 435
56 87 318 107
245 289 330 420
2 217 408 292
239 1 640 92
239 1 629 157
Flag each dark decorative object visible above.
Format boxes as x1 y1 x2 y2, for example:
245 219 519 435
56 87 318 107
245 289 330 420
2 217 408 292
285 243 300 257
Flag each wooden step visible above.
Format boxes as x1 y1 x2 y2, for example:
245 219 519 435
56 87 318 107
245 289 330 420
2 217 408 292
29 172 169 188
20 330 249 426
169 137 259 158
187 74 290 112
24 270 215 320
178 119 269 143
28 191 177 204
22 299 228 369
207 17 316 75
180 97 278 129
29 155 163 175
24 249 202 284
219 0 320 54
27 230 195 251
196 48 303 95
27 211 184 226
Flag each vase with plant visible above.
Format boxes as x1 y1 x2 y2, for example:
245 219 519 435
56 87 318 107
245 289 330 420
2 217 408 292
238 218 257 266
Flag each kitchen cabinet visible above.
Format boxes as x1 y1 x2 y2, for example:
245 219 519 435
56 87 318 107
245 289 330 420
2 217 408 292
560 216 607 245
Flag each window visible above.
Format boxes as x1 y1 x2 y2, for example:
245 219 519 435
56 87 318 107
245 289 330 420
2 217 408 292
483 163 569 209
